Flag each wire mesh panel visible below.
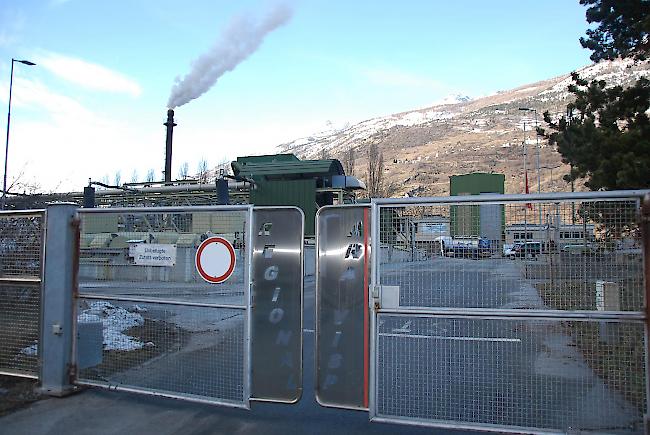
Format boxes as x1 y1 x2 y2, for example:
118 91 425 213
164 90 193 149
0 284 41 376
375 314 646 433
370 192 648 433
377 199 643 312
0 212 43 279
77 298 245 404
76 207 251 408
78 209 248 306
0 211 44 378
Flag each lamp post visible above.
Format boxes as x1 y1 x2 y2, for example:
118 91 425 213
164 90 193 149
2 58 36 210
519 107 541 226
519 107 541 194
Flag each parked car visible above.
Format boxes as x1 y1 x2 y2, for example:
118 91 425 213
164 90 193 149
507 242 541 259
442 237 492 259
562 243 597 255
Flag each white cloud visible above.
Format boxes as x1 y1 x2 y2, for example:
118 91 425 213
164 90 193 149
0 76 289 192
38 52 142 97
0 77 151 191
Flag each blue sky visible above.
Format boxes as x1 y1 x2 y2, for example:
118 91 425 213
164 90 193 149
0 0 593 191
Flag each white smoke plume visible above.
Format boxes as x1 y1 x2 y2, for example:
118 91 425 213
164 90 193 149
167 4 293 109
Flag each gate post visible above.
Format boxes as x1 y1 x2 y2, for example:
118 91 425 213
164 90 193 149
642 193 650 432
641 193 650 433
40 203 79 396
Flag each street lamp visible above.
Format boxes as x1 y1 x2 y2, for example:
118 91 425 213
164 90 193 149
518 107 541 195
520 107 542 226
2 58 36 210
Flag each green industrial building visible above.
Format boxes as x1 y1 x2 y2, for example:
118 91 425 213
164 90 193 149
449 172 505 240
232 154 365 236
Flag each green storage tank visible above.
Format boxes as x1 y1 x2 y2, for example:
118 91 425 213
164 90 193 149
449 173 505 240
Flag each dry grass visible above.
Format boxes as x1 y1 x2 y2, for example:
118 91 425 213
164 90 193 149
536 281 646 412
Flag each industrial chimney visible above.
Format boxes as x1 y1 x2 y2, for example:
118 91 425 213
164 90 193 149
164 109 176 184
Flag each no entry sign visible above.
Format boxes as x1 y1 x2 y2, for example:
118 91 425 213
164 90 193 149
195 237 236 284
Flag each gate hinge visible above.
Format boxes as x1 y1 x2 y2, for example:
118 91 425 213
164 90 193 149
67 363 77 383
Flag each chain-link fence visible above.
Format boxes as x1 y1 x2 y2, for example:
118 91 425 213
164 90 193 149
372 193 647 433
75 207 251 407
0 211 44 378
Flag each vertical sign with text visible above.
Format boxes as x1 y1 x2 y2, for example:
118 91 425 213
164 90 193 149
251 208 303 402
316 205 370 409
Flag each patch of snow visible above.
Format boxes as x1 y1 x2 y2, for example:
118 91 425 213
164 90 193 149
20 342 37 356
434 93 473 105
128 304 148 313
80 301 145 351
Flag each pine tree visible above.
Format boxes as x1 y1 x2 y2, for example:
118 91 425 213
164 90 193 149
542 0 650 190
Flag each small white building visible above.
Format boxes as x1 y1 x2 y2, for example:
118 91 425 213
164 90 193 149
504 222 595 247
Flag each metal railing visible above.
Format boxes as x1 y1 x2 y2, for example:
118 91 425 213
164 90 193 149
369 190 649 434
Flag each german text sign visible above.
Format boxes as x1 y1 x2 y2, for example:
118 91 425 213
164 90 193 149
130 244 176 267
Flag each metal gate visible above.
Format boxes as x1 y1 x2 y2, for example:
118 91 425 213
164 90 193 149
0 210 45 379
369 191 648 434
73 205 304 407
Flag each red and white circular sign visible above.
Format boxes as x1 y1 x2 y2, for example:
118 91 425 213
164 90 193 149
195 237 236 284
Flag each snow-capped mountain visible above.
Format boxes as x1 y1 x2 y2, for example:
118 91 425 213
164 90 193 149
277 59 649 197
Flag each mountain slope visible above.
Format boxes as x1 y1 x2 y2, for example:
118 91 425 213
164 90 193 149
277 59 649 197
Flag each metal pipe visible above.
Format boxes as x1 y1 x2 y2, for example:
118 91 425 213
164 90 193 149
163 109 176 184
371 190 650 206
78 204 252 215
93 180 249 196
2 60 15 210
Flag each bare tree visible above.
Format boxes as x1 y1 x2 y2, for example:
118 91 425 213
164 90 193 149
320 146 330 160
100 174 109 186
145 169 155 182
366 142 384 198
178 162 189 180
6 165 42 195
197 158 209 183
341 145 355 176
130 169 139 183
113 171 121 186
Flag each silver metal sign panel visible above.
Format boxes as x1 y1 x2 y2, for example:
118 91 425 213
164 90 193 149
251 207 304 403
315 205 370 409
